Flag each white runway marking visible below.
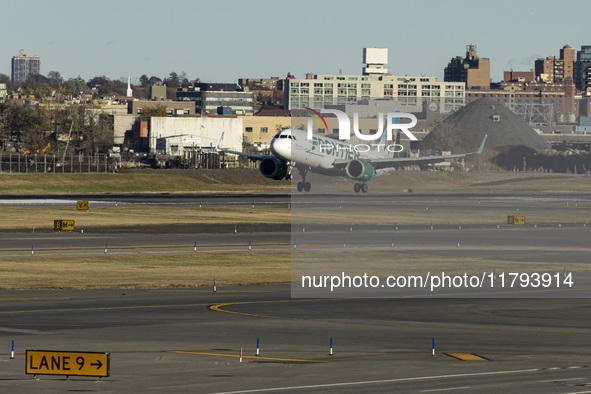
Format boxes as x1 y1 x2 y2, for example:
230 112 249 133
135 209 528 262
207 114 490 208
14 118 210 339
211 367 541 393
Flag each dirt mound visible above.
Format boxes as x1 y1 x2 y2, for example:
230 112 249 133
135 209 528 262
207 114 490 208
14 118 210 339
420 97 550 152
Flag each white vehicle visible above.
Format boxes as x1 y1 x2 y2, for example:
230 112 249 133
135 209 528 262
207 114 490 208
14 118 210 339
219 130 486 193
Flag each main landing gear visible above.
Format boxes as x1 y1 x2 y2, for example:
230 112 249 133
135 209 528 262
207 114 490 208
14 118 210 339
296 166 311 192
297 181 311 192
354 183 368 193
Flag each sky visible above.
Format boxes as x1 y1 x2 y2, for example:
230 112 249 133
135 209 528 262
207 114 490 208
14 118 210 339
3 0 590 84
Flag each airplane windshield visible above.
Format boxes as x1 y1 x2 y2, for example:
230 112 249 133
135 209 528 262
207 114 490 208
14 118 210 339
273 131 295 140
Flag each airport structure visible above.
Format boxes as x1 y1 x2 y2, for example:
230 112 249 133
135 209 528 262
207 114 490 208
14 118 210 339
284 48 465 113
11 49 40 82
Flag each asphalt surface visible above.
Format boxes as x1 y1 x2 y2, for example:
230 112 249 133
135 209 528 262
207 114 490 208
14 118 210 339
0 192 590 392
2 286 591 393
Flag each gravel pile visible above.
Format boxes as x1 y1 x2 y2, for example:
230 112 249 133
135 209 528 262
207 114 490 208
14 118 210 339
420 97 550 152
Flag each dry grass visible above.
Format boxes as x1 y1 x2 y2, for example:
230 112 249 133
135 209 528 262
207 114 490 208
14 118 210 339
306 171 591 194
0 253 290 290
2 205 290 230
0 171 287 194
293 252 590 276
293 205 590 226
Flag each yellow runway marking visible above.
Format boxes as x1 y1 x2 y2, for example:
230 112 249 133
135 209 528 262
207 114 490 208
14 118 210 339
445 353 489 361
210 300 591 337
170 350 327 363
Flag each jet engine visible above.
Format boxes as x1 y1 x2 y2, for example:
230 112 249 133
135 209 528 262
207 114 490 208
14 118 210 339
345 160 375 181
259 157 288 180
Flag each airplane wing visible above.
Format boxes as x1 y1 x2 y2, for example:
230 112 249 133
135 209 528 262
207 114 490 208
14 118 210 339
218 132 273 161
334 135 487 169
220 149 273 161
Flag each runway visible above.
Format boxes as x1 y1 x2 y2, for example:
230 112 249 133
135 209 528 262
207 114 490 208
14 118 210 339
2 286 591 392
0 192 590 392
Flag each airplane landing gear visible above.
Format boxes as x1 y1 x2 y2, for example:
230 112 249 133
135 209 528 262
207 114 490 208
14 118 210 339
354 183 368 193
286 162 293 180
297 181 311 192
296 167 311 192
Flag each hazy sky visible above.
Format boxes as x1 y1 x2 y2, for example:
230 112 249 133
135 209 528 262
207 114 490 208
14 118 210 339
3 0 590 84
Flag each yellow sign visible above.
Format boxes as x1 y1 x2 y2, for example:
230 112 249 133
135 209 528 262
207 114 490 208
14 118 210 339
77 201 89 210
54 220 75 231
26 350 109 377
507 216 525 225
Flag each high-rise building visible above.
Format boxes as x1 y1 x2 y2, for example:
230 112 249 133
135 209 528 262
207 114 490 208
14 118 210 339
534 44 575 83
574 45 591 94
11 49 40 82
444 44 491 89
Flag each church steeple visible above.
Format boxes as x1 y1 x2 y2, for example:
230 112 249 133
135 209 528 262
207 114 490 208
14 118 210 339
126 77 133 97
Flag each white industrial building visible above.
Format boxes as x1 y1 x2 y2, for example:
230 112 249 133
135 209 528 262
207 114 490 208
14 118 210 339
150 116 243 156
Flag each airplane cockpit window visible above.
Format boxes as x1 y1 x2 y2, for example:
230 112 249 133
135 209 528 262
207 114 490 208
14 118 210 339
273 132 282 139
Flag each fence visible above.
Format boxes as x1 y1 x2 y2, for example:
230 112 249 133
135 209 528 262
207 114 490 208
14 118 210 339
0 153 119 173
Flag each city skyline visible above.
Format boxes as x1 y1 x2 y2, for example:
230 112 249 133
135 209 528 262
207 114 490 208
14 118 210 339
3 0 591 84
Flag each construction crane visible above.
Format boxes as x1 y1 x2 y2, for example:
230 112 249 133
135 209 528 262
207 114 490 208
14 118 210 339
22 143 51 156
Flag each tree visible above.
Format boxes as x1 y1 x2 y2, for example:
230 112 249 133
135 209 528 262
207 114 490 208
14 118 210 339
66 104 113 154
47 71 63 86
139 105 168 120
179 71 190 88
148 76 163 86
63 76 89 98
165 72 180 88
1 103 50 152
0 74 13 92
139 74 149 87
21 74 51 96
87 75 126 97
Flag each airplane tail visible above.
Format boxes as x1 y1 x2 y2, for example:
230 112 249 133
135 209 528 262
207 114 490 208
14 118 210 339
217 132 225 150
478 135 487 154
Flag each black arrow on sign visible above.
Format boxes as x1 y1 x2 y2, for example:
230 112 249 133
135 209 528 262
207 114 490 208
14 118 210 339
91 360 103 369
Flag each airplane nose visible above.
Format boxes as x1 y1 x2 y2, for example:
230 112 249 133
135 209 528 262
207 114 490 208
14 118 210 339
271 139 291 160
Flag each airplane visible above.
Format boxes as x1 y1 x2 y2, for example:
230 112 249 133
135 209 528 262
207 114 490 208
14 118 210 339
219 128 486 193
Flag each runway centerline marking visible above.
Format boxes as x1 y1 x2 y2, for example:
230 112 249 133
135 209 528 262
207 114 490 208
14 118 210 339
209 367 566 394
421 387 470 392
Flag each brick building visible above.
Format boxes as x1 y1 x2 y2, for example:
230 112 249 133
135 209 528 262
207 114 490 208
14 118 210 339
534 44 575 83
444 44 491 89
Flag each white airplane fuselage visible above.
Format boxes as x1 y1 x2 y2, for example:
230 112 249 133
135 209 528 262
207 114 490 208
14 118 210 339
270 129 397 178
